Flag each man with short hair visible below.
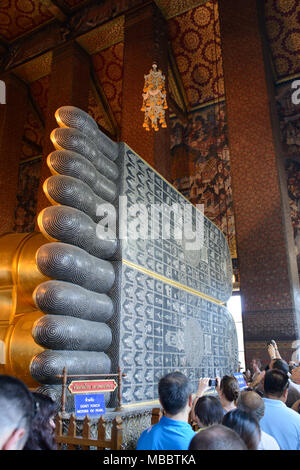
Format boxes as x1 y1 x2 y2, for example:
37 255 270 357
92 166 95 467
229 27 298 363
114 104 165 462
137 371 195 450
237 390 280 450
0 375 34 450
188 424 247 450
286 365 300 408
260 369 300 450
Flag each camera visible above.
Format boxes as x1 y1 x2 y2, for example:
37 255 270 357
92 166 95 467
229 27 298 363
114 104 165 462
208 379 217 387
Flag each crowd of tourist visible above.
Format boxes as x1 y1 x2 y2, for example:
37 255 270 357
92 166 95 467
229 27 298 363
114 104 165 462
137 340 300 451
1 340 300 451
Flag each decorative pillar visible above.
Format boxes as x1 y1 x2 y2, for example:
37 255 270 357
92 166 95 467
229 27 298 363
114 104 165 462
36 42 91 216
219 0 300 365
121 1 171 181
0 74 28 234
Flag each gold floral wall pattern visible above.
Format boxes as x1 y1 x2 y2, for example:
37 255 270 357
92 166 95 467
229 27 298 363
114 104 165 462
168 0 224 109
265 0 300 80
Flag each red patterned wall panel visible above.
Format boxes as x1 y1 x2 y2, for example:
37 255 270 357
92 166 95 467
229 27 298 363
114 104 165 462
168 0 224 108
92 42 124 128
0 0 53 41
88 85 112 134
29 75 50 120
265 0 300 80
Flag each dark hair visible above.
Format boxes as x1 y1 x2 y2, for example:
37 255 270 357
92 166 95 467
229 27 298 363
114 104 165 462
220 375 240 403
242 386 263 397
194 396 224 427
188 424 247 450
271 359 289 375
24 392 57 450
158 371 192 415
0 375 34 446
237 390 265 422
264 369 289 398
222 409 261 450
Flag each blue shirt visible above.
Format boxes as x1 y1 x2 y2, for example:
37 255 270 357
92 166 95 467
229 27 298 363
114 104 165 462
136 416 195 450
260 398 300 450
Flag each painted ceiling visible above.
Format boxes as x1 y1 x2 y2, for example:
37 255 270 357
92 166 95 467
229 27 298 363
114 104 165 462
0 0 53 41
265 0 300 81
2 0 300 159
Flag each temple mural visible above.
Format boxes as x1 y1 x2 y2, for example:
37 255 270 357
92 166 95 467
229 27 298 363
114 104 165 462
13 158 42 233
170 103 237 260
276 80 300 267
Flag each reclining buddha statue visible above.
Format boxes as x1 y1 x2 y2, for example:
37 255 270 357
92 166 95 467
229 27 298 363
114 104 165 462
0 106 238 409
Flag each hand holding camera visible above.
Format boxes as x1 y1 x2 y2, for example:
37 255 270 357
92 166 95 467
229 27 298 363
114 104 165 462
196 378 211 398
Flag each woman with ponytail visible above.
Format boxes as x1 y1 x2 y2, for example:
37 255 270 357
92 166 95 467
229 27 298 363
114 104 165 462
217 375 240 414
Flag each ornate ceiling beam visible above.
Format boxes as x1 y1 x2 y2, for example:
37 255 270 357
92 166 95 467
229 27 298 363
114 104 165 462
0 37 8 49
155 0 209 20
27 89 45 130
167 44 189 118
40 0 68 22
0 0 145 74
0 0 211 75
90 64 119 139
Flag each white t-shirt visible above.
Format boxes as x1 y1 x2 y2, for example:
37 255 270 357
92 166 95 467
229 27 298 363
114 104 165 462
290 381 300 393
258 430 280 450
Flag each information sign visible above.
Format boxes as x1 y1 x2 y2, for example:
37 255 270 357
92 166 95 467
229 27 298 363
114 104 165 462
234 373 248 390
74 393 106 417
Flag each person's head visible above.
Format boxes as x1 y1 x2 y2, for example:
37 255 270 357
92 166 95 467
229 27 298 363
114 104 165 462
237 390 265 422
263 369 289 401
188 424 247 450
250 358 261 371
220 375 240 404
194 396 224 428
270 359 289 374
291 365 300 385
158 371 193 417
0 375 34 450
24 392 57 450
222 409 261 450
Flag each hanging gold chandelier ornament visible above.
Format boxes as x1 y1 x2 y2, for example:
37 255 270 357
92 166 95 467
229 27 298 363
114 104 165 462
141 63 168 131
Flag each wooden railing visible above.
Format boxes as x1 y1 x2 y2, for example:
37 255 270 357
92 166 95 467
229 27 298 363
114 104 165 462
151 407 162 425
55 407 164 450
55 413 123 450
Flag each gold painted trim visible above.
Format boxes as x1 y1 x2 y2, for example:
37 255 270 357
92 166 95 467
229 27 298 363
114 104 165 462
168 46 189 113
50 129 65 150
13 51 52 84
190 97 226 112
90 74 118 138
54 110 69 129
122 399 160 408
155 0 208 20
37 208 58 243
276 72 300 86
169 97 226 118
76 16 124 56
46 153 60 176
20 155 42 164
42 177 61 207
122 259 224 306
